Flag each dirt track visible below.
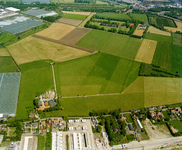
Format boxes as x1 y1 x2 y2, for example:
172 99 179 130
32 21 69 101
32 34 95 53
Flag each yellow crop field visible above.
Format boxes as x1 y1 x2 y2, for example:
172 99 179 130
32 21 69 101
135 39 157 64
62 11 91 15
79 12 96 28
7 36 90 65
148 26 171 36
133 24 144 36
175 21 182 29
165 27 182 32
0 48 9 56
35 23 75 40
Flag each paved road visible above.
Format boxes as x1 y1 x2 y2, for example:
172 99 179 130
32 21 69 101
158 14 182 23
113 136 182 149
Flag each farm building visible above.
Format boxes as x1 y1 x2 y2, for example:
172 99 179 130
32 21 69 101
128 124 134 131
0 72 21 117
49 100 57 107
136 119 143 129
5 7 20 12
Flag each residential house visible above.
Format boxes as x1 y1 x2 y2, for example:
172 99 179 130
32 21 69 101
53 120 58 125
41 121 46 125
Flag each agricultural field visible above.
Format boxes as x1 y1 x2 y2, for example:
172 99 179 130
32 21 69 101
37 135 45 150
59 28 92 45
79 12 96 28
144 77 182 107
76 30 142 59
52 0 74 3
149 15 176 27
0 32 16 44
45 93 144 117
135 39 157 64
0 47 9 56
148 26 171 36
54 52 140 96
130 14 148 24
35 23 75 40
170 121 182 132
0 57 19 73
152 42 182 76
96 0 108 4
62 11 91 15
172 33 182 46
133 24 144 36
175 21 182 29
96 13 131 20
58 18 83 26
7 36 90 65
145 33 172 43
61 13 88 20
16 66 54 120
165 26 182 33
123 76 182 107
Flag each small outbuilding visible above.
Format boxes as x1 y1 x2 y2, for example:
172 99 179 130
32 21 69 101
128 124 134 131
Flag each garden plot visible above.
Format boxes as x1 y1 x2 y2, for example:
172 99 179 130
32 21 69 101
59 28 91 45
35 23 75 40
133 24 144 36
135 39 157 64
58 18 83 26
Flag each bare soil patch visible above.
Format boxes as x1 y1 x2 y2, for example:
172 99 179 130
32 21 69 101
144 119 171 140
135 39 157 64
62 11 91 15
32 34 95 53
7 36 91 64
35 23 75 40
148 26 171 36
59 28 91 45
58 18 83 26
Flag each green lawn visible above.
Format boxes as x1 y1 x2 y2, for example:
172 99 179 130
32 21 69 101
130 14 148 24
16 66 54 120
45 93 144 117
96 13 131 20
54 52 140 96
0 32 16 44
162 111 171 120
0 56 19 73
76 30 142 59
37 135 45 150
124 114 133 123
61 13 88 20
152 42 182 76
168 103 182 108
170 121 182 132
9 127 16 137
145 33 172 44
172 33 182 46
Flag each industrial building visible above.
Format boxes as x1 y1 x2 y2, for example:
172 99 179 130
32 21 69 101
19 134 37 150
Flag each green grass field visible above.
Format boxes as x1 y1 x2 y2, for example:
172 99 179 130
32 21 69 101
170 121 182 132
37 135 45 150
9 127 16 137
0 56 19 73
152 43 182 76
130 14 148 24
96 13 131 20
168 103 182 108
76 30 142 59
16 66 54 120
61 13 87 20
145 33 172 43
124 114 133 123
54 52 140 96
45 93 144 117
0 32 16 44
172 33 182 46
162 111 171 120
